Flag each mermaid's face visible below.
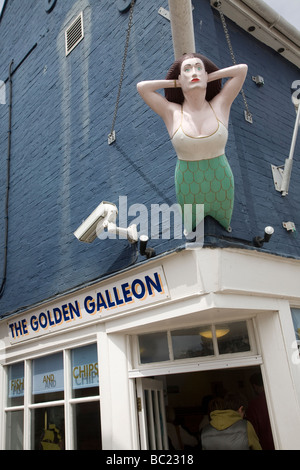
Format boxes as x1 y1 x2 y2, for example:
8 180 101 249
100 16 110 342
178 57 208 93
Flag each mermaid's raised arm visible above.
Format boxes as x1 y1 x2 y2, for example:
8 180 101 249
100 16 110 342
137 79 179 121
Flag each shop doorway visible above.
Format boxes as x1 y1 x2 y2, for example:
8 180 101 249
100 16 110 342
137 365 274 450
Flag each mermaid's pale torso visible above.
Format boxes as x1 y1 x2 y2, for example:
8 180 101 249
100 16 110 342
171 103 234 232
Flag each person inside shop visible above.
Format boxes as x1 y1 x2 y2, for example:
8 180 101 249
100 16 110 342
200 392 262 450
246 373 275 450
166 406 198 450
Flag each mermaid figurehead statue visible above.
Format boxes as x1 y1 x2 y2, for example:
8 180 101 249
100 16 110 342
137 53 248 234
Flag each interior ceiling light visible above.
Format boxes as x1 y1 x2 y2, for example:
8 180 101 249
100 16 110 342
200 328 230 339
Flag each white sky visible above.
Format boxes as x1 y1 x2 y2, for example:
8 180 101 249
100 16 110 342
257 0 300 30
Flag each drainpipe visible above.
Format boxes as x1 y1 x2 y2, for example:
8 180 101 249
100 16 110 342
168 0 196 59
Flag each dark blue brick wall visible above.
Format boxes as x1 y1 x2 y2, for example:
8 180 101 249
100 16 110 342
208 8 300 257
0 0 299 316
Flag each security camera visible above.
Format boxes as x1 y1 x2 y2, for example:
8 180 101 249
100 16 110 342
74 201 118 243
74 201 138 244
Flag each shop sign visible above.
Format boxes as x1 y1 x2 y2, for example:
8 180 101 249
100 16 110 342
7 267 169 344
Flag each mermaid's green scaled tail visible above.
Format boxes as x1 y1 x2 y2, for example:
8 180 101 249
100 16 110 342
175 154 234 232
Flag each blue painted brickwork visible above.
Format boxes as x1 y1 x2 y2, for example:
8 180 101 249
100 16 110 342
0 0 299 316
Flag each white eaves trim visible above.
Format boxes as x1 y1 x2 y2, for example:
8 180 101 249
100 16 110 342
0 0 6 20
210 0 300 68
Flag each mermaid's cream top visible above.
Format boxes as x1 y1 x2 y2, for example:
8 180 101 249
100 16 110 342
171 103 228 161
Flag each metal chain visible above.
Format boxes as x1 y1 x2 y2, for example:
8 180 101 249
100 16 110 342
215 2 253 123
108 0 135 144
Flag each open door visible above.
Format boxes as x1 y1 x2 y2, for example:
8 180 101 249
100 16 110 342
136 378 169 450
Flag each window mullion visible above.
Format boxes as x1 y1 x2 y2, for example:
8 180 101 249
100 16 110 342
63 349 73 450
211 325 219 357
167 331 174 361
0 365 7 449
23 359 32 450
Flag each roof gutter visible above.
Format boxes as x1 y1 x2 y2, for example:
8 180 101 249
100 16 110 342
241 0 300 46
211 0 300 67
168 0 196 59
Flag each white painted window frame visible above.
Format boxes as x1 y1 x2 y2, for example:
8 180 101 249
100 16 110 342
129 318 260 378
2 339 101 450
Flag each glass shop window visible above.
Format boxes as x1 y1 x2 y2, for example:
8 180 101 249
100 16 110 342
139 332 169 364
7 361 24 407
32 352 64 403
71 344 101 450
6 362 24 450
71 343 99 398
291 308 300 354
217 321 250 354
6 410 24 450
73 401 101 450
171 327 214 359
4 344 101 450
31 352 65 450
32 406 65 450
138 321 251 364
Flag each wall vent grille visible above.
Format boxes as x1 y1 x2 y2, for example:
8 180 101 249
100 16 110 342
65 12 84 56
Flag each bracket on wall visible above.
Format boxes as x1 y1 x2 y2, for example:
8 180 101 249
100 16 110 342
271 164 285 193
271 158 294 196
108 130 116 145
244 110 253 123
283 221 296 232
271 98 300 196
252 75 264 86
158 7 170 21
158 4 194 22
